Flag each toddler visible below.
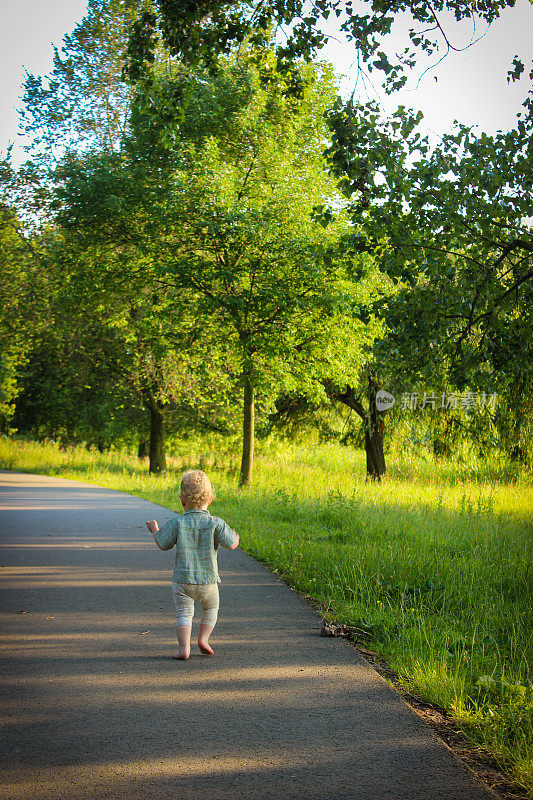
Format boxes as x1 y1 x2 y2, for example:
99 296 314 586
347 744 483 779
146 469 239 659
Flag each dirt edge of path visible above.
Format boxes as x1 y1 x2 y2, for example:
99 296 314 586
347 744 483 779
318 619 528 800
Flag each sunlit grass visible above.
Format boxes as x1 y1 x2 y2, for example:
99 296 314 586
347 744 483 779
1 434 532 795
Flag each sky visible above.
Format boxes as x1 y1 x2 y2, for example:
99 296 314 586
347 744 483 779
1 0 532 163
320 0 533 140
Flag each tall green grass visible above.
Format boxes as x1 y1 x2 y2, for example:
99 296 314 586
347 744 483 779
1 435 532 795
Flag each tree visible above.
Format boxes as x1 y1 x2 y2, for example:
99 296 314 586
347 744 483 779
52 53 381 484
137 55 381 485
45 158 241 472
12 2 389 481
123 1 529 478
10 0 253 470
325 372 390 480
124 0 516 99
321 65 533 462
0 180 52 434
20 0 141 162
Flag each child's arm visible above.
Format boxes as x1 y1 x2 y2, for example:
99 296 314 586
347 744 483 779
146 519 165 550
215 521 239 551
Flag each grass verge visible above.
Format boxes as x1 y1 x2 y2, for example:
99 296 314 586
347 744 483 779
1 435 532 796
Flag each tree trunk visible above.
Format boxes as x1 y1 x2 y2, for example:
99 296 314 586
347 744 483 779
323 378 387 482
138 439 149 459
364 417 386 480
508 379 527 464
239 376 254 487
365 375 386 482
148 405 166 474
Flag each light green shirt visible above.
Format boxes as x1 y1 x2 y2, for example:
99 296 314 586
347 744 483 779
154 510 237 584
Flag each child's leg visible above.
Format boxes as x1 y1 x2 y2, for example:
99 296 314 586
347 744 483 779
176 625 192 659
197 585 219 655
171 584 195 659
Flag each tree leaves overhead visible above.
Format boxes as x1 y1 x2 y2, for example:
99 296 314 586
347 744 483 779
124 0 517 96
326 77 533 393
45 53 383 478
7 0 532 474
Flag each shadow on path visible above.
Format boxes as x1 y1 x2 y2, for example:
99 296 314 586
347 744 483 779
0 472 491 800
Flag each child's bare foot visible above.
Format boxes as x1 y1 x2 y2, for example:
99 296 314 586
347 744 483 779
198 640 214 655
175 625 191 660
198 623 214 655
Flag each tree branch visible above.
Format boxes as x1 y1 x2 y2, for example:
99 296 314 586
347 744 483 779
323 381 367 420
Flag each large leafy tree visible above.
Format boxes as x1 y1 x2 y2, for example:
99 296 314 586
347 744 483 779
122 1 530 479
333 82 531 341
322 65 533 462
48 150 241 472
12 0 393 481
8 0 207 471
152 57 379 485
54 55 380 484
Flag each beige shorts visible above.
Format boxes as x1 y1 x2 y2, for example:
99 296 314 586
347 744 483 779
171 583 219 627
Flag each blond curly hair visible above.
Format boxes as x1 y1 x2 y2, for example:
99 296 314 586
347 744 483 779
180 470 213 509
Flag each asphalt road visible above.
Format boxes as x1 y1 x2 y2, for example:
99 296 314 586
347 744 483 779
0 470 492 800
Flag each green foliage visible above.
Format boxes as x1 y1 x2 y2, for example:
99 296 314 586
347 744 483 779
12 335 143 448
12 0 530 482
45 213 241 434
0 350 24 433
0 203 49 431
48 53 383 479
167 57 382 389
320 71 533 469
124 0 516 97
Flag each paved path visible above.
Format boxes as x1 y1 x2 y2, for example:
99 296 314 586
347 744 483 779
0 471 492 800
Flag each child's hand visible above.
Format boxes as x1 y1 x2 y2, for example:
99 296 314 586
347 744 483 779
146 520 159 534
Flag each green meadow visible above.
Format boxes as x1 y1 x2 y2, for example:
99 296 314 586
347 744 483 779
1 435 532 796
